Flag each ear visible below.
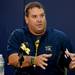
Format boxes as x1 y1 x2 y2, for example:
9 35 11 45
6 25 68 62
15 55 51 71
25 16 28 24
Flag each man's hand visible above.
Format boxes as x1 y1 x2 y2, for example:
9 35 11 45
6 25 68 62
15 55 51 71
65 48 75 70
34 54 52 70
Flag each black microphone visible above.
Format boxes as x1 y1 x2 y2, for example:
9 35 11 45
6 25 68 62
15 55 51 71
18 51 24 66
18 44 25 66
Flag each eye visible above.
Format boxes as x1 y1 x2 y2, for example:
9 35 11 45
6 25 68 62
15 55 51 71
32 15 37 18
40 14 45 18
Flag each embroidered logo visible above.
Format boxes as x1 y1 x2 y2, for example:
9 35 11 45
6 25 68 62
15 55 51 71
45 46 52 54
20 42 30 55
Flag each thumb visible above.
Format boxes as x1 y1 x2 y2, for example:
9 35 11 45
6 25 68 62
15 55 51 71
65 48 71 57
65 48 75 57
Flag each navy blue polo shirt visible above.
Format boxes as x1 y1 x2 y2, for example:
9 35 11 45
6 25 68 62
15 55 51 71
7 27 73 75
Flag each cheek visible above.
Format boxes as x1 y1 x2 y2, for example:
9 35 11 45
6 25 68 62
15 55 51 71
28 19 35 24
28 22 35 28
43 19 46 26
28 20 35 28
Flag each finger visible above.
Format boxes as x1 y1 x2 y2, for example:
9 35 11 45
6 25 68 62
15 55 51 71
69 61 75 69
71 57 75 61
65 48 71 56
43 54 52 58
42 57 48 62
42 61 48 67
39 64 46 70
71 65 75 69
70 53 75 57
70 61 75 66
71 61 75 64
65 48 75 57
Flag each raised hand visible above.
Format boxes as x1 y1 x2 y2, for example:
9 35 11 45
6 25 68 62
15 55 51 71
65 48 75 69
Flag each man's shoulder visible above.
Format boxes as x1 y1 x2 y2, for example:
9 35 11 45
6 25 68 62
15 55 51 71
47 28 68 38
12 27 27 34
53 29 66 35
10 27 28 37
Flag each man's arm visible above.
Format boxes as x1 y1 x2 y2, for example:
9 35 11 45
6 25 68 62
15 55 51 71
8 53 52 69
8 53 32 68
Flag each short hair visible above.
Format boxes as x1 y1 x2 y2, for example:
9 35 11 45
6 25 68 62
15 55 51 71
24 1 44 17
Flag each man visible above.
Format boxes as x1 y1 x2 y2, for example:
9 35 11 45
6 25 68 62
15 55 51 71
7 1 75 75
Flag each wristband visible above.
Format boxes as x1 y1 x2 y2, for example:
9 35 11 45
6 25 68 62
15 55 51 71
31 56 36 67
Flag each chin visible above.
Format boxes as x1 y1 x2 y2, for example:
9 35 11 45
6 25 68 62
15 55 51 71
37 29 44 33
37 27 44 30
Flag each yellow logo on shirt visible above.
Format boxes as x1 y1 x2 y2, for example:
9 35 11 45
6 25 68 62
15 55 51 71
20 43 30 55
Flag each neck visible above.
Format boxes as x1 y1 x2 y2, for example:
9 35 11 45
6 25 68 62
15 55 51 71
30 29 46 36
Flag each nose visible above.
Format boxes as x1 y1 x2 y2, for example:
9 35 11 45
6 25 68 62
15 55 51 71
37 16 42 22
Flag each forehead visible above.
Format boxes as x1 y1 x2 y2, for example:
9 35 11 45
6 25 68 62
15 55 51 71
28 7 45 15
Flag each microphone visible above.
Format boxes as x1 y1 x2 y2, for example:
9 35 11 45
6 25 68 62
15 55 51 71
35 36 40 56
33 37 40 68
35 39 40 50
18 43 27 66
18 47 24 66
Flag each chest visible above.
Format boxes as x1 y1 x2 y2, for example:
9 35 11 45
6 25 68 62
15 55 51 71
21 35 63 59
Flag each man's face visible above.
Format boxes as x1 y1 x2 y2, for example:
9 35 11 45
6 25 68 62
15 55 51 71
25 7 46 35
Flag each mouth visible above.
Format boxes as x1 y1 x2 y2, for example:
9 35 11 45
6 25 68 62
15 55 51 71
37 24 42 28
37 24 42 26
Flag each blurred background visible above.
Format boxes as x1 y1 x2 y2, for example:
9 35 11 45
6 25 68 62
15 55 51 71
0 0 75 75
